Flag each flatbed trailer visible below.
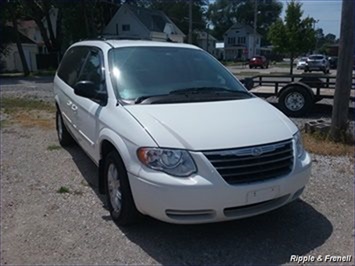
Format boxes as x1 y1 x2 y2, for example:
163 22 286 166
241 74 355 117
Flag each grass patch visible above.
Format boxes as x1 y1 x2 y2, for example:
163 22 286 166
0 119 9 129
31 69 56 76
302 132 354 157
12 112 55 129
1 98 55 129
237 71 261 76
274 63 291 68
1 98 55 113
57 186 70 194
47 144 61 151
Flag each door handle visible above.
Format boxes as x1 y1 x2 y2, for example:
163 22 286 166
71 104 78 111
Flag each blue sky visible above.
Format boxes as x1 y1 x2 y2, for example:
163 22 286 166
280 0 342 37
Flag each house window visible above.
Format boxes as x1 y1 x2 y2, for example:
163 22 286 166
238 37 246 44
228 37 236 45
122 24 130 31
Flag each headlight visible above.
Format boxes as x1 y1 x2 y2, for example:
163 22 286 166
293 131 305 158
137 148 197 177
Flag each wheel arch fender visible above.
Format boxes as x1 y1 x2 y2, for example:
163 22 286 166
277 82 314 100
54 95 60 109
97 128 138 194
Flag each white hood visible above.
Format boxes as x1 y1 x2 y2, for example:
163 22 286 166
125 98 298 150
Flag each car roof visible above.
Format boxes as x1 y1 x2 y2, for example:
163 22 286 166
70 39 201 50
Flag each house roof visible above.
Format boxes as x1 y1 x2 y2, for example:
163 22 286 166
1 26 37 44
225 22 261 36
193 30 217 41
124 4 185 36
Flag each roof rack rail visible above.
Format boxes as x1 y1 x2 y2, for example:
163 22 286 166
81 35 152 41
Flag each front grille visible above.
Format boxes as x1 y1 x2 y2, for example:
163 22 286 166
203 139 293 185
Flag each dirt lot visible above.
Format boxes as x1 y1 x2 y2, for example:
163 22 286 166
1 77 354 265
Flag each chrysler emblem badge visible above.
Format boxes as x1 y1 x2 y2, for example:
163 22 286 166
251 147 263 156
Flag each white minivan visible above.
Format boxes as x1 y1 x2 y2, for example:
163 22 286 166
54 40 311 225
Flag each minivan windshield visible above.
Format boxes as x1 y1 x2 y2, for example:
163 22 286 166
108 47 250 103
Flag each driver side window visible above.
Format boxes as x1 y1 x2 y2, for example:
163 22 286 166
77 49 105 92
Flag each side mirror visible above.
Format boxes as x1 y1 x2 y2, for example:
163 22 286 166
74 81 107 105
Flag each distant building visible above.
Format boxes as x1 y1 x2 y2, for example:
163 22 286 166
0 26 38 72
193 30 217 55
224 22 261 61
103 4 185 43
14 8 59 54
215 42 225 60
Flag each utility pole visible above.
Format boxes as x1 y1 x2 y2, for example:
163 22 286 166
329 0 354 141
188 0 193 43
253 0 258 56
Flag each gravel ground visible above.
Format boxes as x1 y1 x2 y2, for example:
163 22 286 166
0 77 354 265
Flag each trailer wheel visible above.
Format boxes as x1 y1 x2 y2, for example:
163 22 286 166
278 86 313 117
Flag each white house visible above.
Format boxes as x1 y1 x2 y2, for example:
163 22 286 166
224 22 261 61
1 26 38 72
193 30 217 55
16 8 59 54
103 4 185 43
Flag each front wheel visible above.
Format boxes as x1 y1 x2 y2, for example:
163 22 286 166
105 151 141 226
278 86 313 117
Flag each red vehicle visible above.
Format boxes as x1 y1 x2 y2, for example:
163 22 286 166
249 56 269 69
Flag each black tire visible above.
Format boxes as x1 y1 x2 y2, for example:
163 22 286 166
104 151 141 226
56 109 75 147
278 86 313 117
249 65 252 69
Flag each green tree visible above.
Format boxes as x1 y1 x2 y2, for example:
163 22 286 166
207 0 238 40
0 0 30 75
21 0 61 53
207 0 282 41
58 0 120 51
324 33 336 44
0 3 12 56
148 0 208 35
268 0 316 74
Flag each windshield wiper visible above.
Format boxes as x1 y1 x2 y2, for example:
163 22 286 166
134 87 251 104
134 93 176 104
134 95 152 104
169 87 250 96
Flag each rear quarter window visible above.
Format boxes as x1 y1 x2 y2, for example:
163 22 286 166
57 46 90 87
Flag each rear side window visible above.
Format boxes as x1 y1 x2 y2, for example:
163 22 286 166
57 46 89 87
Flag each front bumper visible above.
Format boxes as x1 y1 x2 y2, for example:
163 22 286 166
129 151 312 224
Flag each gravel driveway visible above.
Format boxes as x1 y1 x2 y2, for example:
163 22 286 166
1 77 354 265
